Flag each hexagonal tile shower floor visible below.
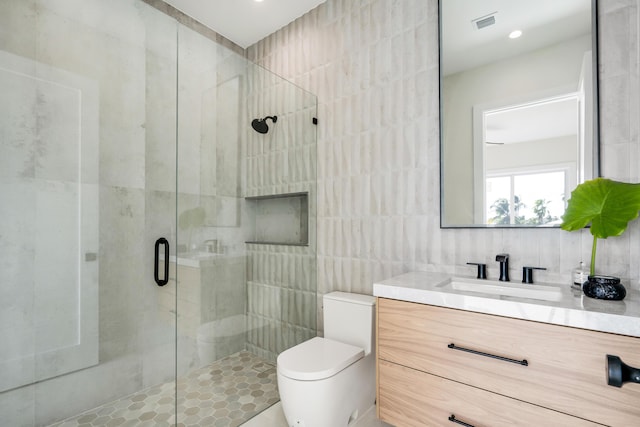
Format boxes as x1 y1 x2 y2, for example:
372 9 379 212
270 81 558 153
49 352 279 427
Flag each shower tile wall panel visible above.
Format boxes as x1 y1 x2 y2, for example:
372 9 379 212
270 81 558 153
245 246 317 363
248 0 640 333
248 0 437 330
244 63 318 361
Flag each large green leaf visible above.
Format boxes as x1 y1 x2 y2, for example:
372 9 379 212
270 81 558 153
561 178 640 238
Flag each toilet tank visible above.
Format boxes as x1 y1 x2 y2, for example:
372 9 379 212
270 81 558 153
323 292 376 355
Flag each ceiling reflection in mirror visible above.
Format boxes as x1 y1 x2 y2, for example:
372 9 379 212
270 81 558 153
439 0 599 228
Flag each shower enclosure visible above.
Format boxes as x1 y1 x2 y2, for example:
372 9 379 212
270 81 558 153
0 0 317 425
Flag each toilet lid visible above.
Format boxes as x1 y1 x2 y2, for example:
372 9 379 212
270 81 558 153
277 337 364 381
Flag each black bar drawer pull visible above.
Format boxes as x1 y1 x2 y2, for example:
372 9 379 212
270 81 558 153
154 237 169 287
449 414 475 427
448 343 528 366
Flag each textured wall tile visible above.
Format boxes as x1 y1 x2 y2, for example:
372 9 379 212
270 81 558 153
249 0 640 301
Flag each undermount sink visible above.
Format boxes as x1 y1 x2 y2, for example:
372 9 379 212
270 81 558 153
439 277 563 302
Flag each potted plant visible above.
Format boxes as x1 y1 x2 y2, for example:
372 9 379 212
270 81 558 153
561 178 640 300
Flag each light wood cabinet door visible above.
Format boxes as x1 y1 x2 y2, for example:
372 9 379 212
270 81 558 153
377 297 640 426
379 359 601 427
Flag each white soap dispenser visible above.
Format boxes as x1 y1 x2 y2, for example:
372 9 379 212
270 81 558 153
572 262 589 289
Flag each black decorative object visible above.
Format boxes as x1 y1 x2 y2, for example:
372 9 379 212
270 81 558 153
582 275 626 301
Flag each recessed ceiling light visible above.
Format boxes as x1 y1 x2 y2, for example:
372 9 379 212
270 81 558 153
509 30 522 39
254 0 264 2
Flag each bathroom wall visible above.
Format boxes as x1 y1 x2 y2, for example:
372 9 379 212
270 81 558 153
248 0 640 325
244 65 318 362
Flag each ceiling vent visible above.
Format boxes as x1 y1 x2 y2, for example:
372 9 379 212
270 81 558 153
472 12 497 30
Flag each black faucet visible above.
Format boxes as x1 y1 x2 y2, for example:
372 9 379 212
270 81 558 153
496 253 510 282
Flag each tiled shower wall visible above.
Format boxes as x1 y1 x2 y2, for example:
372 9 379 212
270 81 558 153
244 68 318 362
144 0 320 368
248 0 640 328
245 245 317 362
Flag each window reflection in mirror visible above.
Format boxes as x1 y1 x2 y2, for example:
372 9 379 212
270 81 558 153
440 0 599 228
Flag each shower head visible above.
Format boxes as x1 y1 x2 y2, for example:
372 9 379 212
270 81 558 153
251 115 277 134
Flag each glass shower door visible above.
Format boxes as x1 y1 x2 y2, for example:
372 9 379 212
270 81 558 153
0 1 180 425
172 22 318 425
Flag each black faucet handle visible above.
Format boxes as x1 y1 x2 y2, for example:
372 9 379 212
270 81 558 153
495 253 509 262
467 262 487 279
522 266 546 284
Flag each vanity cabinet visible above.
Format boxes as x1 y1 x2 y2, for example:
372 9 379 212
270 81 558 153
378 360 600 427
376 297 640 426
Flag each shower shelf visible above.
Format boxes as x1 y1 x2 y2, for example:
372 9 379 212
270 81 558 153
244 192 309 246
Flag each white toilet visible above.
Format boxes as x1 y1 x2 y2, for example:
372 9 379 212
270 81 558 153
277 292 376 427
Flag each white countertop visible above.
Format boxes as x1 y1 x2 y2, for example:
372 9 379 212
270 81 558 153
167 252 230 268
373 271 640 338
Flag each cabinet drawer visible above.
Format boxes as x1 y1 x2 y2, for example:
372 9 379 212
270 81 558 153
378 359 600 427
377 297 640 426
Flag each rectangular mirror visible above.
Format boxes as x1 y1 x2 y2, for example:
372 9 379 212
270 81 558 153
439 0 599 228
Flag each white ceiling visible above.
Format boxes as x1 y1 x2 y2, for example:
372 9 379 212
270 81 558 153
485 96 579 145
442 0 592 75
163 0 326 48
443 0 593 146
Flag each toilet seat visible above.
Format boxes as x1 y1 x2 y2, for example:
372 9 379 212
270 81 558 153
277 337 364 381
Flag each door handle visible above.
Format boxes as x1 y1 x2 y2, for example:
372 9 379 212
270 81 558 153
154 237 169 286
607 355 640 387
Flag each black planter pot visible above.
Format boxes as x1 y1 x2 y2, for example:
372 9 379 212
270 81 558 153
582 275 626 301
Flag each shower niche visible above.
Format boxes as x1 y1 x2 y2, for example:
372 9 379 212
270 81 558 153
245 192 309 245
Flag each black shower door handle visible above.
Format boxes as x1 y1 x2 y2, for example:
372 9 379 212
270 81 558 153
154 237 169 286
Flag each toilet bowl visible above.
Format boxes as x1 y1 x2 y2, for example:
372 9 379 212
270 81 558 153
277 292 376 427
197 314 253 365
